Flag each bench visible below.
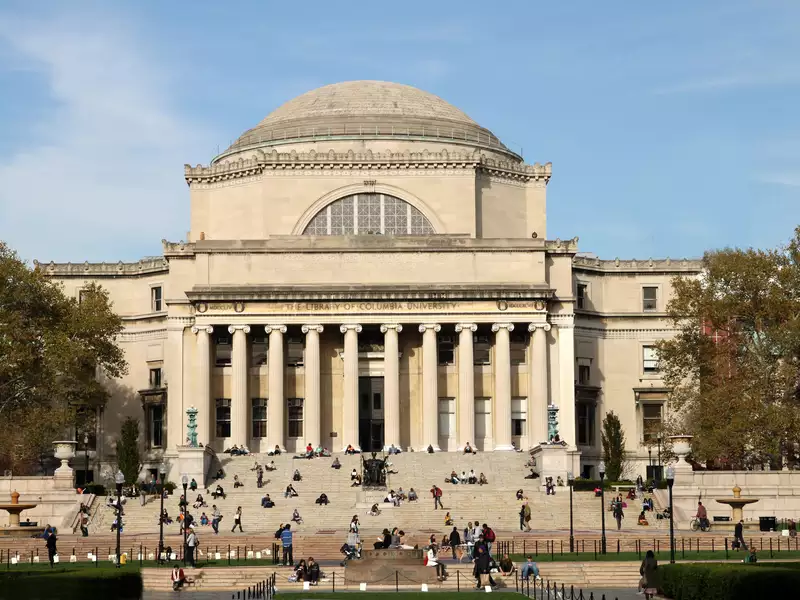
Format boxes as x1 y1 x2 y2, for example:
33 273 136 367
713 516 731 522
612 485 635 494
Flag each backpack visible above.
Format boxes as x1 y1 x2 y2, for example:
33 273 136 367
485 528 496 542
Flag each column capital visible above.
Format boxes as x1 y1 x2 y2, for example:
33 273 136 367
380 324 403 334
264 325 288 334
528 322 552 332
340 324 363 334
301 324 324 334
455 323 477 333
491 323 515 333
419 323 442 333
228 325 251 334
191 325 214 335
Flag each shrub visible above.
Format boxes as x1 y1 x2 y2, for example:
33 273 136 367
658 563 800 600
84 483 106 496
0 569 142 599
571 479 634 492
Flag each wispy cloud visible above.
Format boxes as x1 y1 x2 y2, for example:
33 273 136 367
757 172 800 187
0 10 214 262
652 70 800 95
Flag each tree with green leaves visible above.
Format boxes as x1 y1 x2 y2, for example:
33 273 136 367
116 417 142 485
657 227 800 469
601 411 627 481
0 241 127 474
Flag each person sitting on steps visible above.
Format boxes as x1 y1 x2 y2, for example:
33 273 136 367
293 469 302 482
315 493 329 505
285 484 298 498
408 488 418 502
463 442 475 454
292 508 304 524
261 494 274 508
479 472 488 486
265 461 277 471
233 475 243 489
331 457 341 469
211 484 226 500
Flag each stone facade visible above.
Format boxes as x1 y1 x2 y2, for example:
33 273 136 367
37 81 701 481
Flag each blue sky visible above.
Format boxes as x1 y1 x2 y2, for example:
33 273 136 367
0 0 798 262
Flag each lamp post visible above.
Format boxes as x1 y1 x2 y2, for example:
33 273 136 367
567 471 575 553
599 461 607 555
158 464 167 563
114 470 125 567
667 466 675 564
181 474 189 567
83 433 89 486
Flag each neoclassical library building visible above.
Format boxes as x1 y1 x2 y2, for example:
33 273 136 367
40 81 700 480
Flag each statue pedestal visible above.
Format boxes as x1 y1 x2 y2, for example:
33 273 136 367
530 444 581 486
177 446 215 488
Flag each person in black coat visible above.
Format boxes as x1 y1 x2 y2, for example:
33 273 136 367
734 520 748 551
45 530 57 568
473 546 495 588
449 526 461 560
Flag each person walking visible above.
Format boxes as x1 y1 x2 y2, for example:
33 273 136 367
473 546 495 589
522 501 532 532
45 529 57 568
430 485 444 510
185 528 198 568
614 502 624 530
734 520 748 551
231 506 243 533
639 550 658 599
449 526 461 560
211 505 221 534
281 524 294 566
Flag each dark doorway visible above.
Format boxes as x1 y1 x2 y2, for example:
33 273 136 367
359 377 385 452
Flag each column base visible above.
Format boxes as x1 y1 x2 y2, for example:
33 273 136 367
493 444 516 451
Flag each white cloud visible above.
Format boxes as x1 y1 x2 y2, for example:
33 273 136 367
0 12 215 263
651 70 800 95
757 172 800 187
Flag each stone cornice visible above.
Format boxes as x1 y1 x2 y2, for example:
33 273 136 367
184 150 551 186
186 284 553 303
573 255 702 274
35 257 169 277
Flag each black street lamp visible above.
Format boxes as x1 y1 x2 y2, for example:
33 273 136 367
599 461 607 555
667 466 675 564
158 464 167 563
83 433 89 486
114 470 125 567
181 474 189 567
567 471 575 553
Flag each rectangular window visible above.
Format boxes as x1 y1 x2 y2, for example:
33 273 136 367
437 397 455 439
473 335 491 365
78 289 88 304
251 336 267 366
512 396 527 437
510 331 527 365
252 398 268 438
149 405 164 448
643 286 658 312
288 398 304 438
642 403 663 443
149 367 162 388
643 346 659 373
151 286 163 312
215 398 231 438
438 336 455 366
578 364 591 385
287 337 304 367
577 402 595 446
215 335 232 366
474 397 492 440
577 283 587 310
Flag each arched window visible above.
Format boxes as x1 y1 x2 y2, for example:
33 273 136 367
303 193 435 235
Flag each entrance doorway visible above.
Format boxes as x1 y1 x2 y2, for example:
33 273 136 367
359 377 384 452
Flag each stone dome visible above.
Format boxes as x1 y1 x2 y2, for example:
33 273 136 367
218 80 516 160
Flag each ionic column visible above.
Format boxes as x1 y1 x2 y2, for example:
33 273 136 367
419 324 442 451
492 323 515 451
228 325 250 447
528 322 551 446
302 325 324 448
191 325 214 445
265 325 287 451
557 319 577 446
381 324 402 450
340 324 362 450
455 323 477 451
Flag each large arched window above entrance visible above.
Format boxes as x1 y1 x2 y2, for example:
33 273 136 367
303 193 435 235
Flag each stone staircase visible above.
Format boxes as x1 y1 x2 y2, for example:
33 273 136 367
89 451 666 536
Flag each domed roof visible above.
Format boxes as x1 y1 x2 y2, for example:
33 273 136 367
220 80 515 159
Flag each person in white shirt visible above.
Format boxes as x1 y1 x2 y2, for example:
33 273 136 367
469 469 477 484
427 543 447 580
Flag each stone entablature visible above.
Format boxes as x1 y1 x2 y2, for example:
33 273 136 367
573 255 702 273
185 289 553 305
34 257 168 277
184 150 552 186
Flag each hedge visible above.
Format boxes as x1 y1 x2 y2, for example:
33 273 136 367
0 569 142 600
658 562 800 600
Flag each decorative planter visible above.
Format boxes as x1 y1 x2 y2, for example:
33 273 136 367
53 440 77 474
669 435 693 470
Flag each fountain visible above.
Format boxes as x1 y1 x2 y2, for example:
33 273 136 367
0 491 39 536
715 485 759 523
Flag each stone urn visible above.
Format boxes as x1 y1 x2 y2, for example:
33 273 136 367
669 435 693 471
53 440 77 475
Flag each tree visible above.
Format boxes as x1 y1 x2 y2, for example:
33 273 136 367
116 417 142 485
601 411 627 482
0 241 127 474
657 227 800 468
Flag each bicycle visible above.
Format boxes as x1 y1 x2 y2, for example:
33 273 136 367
690 517 710 532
